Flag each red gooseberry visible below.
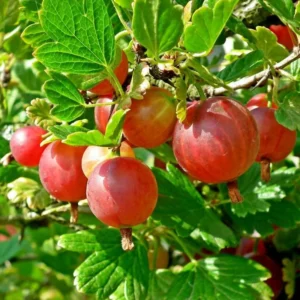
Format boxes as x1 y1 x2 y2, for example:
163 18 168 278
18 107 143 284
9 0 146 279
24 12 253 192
94 96 115 134
269 25 296 51
81 141 135 178
123 87 177 148
10 126 47 167
39 141 87 222
89 51 128 96
87 157 158 250
173 97 260 203
246 93 278 110
249 107 296 181
236 238 266 257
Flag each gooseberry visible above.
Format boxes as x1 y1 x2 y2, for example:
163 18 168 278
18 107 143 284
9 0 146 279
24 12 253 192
269 25 296 51
123 87 177 148
250 107 296 181
87 157 158 250
94 96 115 134
10 126 47 167
173 97 260 203
246 94 278 110
39 141 87 222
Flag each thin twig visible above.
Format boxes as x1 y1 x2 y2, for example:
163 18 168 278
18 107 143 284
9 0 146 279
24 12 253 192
209 47 300 96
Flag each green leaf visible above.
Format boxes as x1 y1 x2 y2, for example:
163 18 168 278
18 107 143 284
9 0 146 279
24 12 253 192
35 0 115 74
184 0 238 53
105 109 128 144
0 235 22 265
148 143 177 164
44 72 85 122
0 164 40 184
132 0 184 59
19 0 42 22
282 258 296 299
152 164 236 249
48 125 88 140
188 59 232 90
227 16 257 45
290 58 300 81
0 0 19 33
225 163 285 218
175 77 187 122
115 0 133 9
228 201 300 237
26 98 57 128
275 91 300 131
250 26 289 62
0 136 10 158
273 226 300 252
21 23 51 47
63 130 114 147
259 0 298 30
217 50 264 82
58 229 149 299
167 256 270 300
128 64 150 99
147 270 176 300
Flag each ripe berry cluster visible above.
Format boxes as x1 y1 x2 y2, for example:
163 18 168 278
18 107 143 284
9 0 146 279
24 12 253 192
9 50 296 250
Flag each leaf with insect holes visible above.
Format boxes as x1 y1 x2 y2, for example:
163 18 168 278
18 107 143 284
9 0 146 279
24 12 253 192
184 0 239 53
35 0 115 74
132 0 184 59
44 72 85 122
58 229 149 299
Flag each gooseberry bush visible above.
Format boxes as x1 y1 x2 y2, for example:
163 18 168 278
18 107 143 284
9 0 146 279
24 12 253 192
2 0 300 299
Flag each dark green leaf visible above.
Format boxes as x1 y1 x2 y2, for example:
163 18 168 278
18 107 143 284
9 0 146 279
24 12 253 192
44 72 85 122
167 256 270 300
217 50 264 82
184 0 238 53
0 164 40 184
35 0 115 74
273 226 300 252
0 235 22 265
0 0 19 32
59 229 149 299
152 165 236 249
228 201 300 237
0 136 10 157
227 16 257 45
132 0 184 59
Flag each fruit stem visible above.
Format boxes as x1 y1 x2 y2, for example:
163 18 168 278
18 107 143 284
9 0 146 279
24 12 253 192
227 180 243 203
120 228 134 251
260 159 271 182
70 202 78 224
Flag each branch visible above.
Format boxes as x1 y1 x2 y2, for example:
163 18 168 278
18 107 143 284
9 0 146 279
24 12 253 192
209 47 300 96
0 212 91 231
